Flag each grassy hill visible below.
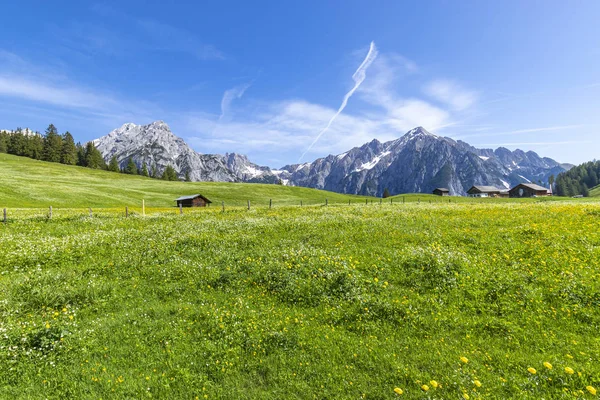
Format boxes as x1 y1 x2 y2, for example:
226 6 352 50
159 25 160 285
590 184 600 197
0 153 370 208
1 203 599 398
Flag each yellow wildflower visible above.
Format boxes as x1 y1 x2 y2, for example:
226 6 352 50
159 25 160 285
393 387 403 395
586 386 596 395
421 384 429 391
543 362 552 370
565 367 574 375
527 367 537 374
463 393 470 399
430 380 438 388
460 356 469 363
474 380 482 387
45 322 50 329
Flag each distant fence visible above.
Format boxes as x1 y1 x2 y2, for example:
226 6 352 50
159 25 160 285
1 197 462 223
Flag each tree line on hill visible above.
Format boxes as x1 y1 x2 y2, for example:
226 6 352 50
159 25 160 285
0 125 183 181
554 160 600 197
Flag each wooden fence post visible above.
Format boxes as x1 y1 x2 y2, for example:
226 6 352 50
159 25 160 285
247 200 250 210
418 198 420 204
269 199 272 209
222 201 225 213
179 204 183 215
326 198 328 206
89 208 92 218
390 198 393 204
3 208 6 223
142 199 145 217
49 206 52 219
380 198 382 205
300 200 302 207
348 199 351 205
403 196 405 204
125 207 129 218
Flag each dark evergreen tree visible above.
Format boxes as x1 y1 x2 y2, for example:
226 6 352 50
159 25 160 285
8 129 27 156
125 157 138 175
151 164 158 178
141 162 149 177
84 142 106 169
0 130 9 153
582 183 590 197
108 156 120 172
161 165 178 181
60 132 77 165
382 188 391 198
43 124 62 162
29 134 44 160
184 170 190 182
76 142 86 166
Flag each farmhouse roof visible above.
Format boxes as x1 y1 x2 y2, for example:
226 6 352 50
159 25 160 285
175 194 212 203
515 183 548 192
435 188 450 192
469 185 501 193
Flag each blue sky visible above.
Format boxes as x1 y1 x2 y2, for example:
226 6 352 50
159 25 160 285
1 1 599 167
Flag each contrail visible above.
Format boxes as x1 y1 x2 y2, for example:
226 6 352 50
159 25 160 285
299 41 378 162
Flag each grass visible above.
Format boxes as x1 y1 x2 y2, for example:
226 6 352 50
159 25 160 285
590 185 600 197
1 202 599 399
0 153 371 208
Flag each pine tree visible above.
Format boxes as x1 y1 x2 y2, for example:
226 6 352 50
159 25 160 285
0 130 9 153
382 188 391 198
76 142 86 166
43 124 62 162
151 164 158 178
141 162 149 177
125 157 138 175
29 134 44 160
161 165 178 181
8 129 27 156
108 156 120 172
582 183 589 197
84 142 106 169
184 170 190 182
60 132 77 165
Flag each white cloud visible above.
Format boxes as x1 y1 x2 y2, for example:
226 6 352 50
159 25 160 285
423 79 478 111
219 83 252 121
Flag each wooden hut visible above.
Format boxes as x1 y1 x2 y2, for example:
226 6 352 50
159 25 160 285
175 194 212 207
433 188 450 196
508 183 549 198
466 186 502 198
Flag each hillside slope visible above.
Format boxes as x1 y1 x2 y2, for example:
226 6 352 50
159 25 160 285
0 154 369 208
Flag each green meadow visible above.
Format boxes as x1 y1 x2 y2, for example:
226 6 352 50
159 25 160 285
0 153 369 208
1 154 600 399
1 202 599 399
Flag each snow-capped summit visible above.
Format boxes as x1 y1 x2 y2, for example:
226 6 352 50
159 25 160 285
93 121 276 182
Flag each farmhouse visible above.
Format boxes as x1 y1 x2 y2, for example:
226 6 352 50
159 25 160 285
509 183 549 198
466 186 502 198
175 194 212 207
433 188 450 196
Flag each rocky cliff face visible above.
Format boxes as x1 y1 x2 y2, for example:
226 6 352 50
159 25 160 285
93 121 276 182
279 127 567 196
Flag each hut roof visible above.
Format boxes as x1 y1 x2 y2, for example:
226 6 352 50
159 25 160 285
435 188 450 192
175 194 212 203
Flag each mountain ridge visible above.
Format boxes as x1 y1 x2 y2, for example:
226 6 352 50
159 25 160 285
93 122 569 195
